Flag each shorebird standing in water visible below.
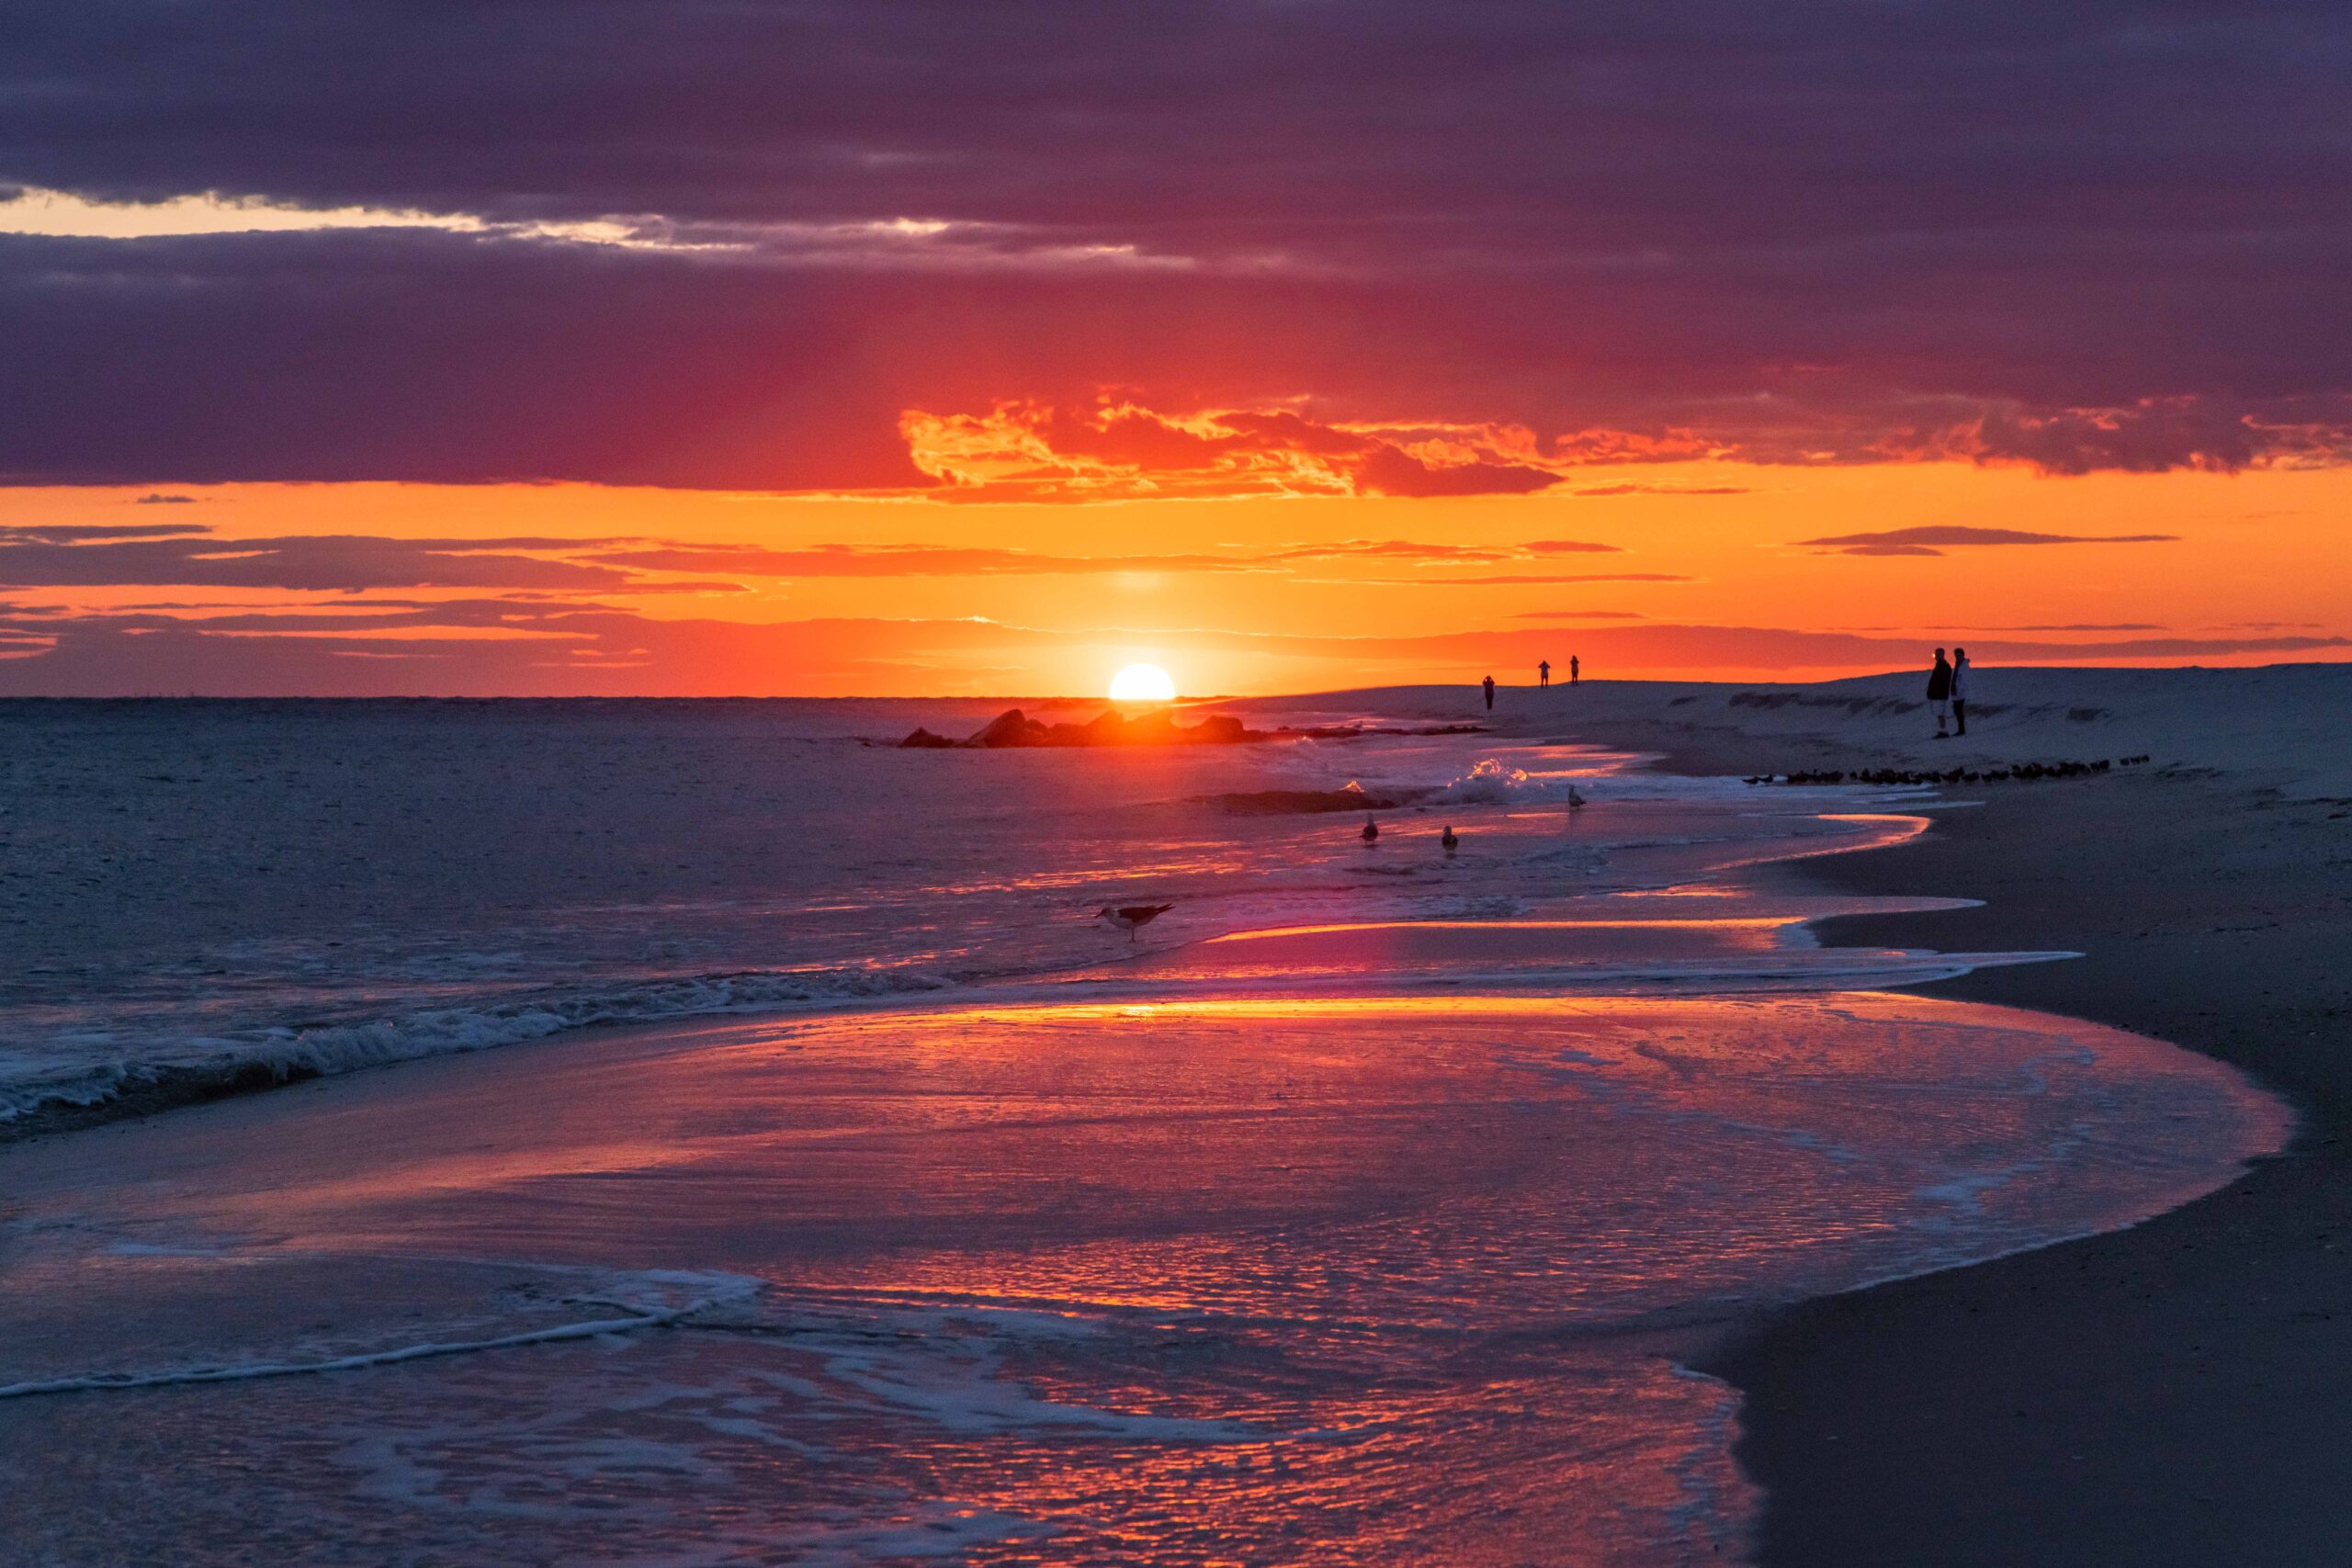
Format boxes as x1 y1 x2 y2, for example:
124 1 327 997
1361 815 1380 843
1567 785 1588 811
1097 902 1174 943
1441 825 1459 852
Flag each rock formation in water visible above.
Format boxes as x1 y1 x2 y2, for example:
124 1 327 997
900 707 1267 749
894 709 1491 750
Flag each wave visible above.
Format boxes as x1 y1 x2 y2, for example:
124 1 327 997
0 1265 762 1403
0 964 955 1133
1430 757 1597 805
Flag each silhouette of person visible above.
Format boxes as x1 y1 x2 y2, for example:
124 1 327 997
1570 655 1579 685
1539 660 1551 687
1951 647 1971 737
1482 674 1496 711
1927 648 1954 738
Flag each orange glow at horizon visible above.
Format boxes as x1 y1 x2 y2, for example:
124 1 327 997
1 457 2346 696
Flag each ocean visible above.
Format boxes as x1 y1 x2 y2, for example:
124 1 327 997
0 694 1959 1126
0 696 2287 1564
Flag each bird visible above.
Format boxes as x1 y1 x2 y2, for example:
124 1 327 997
1361 815 1380 843
1097 902 1174 943
1567 785 1588 811
1440 825 1459 852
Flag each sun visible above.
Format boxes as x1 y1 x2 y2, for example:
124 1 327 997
1108 662 1177 703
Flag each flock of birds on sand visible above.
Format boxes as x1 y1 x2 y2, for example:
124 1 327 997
1097 786 1588 945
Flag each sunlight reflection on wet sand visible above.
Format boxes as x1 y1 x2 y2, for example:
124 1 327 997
0 988 2285 1565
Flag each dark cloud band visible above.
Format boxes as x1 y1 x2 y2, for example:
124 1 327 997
0 2 2346 486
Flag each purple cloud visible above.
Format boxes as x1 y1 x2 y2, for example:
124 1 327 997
1798 525 2181 558
0 529 645 592
0 523 213 543
0 3 2341 485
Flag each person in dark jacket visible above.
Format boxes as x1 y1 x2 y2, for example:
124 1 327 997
1482 674 1496 711
1927 648 1954 738
1951 647 1971 736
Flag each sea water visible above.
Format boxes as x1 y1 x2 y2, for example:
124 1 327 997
0 696 1944 1124
0 697 2289 1565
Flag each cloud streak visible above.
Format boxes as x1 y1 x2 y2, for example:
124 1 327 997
0 531 652 592
0 525 1638 595
1797 525 2181 558
0 598 2337 698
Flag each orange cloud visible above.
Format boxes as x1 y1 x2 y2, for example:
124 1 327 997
895 400 1621 502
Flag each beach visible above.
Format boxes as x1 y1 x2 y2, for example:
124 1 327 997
1714 771 2352 1565
1516 663 2352 1564
14 4 2346 1558
0 668 2341 1563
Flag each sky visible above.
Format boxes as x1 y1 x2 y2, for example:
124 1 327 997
2 1 2346 697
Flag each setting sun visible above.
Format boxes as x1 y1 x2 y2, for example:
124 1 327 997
1108 662 1176 703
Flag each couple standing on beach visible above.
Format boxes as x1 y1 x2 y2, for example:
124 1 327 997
1928 647 1971 738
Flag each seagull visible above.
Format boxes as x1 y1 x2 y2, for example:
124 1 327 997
1567 785 1588 811
1361 815 1380 843
1097 902 1174 943
1441 825 1459 852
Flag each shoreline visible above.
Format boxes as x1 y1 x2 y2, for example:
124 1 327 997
0 779 2291 1563
11 675 2348 1562
1658 760 2352 1563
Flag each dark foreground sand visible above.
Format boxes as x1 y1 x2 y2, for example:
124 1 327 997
1690 767 2352 1565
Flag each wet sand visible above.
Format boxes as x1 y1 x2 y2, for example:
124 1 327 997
8 985 2276 1563
1681 765 2352 1562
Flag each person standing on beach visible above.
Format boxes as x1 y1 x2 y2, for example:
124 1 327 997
1539 660 1551 687
1482 674 1496 711
1570 655 1579 685
1951 647 1971 737
1927 648 1954 738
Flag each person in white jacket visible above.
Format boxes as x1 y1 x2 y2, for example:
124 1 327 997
1951 647 1972 737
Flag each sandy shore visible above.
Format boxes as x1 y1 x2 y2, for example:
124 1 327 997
1709 775 2352 1565
1518 664 2352 1565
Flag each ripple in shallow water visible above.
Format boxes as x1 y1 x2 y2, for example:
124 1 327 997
0 991 2285 1564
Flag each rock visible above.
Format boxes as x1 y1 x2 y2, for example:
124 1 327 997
1191 715 1249 744
967 708 1049 748
1120 708 1183 744
899 706 1273 750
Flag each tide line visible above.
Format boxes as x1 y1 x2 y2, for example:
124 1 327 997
0 1295 711 1404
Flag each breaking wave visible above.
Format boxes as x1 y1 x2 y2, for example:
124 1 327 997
0 964 956 1131
1433 758 1546 804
